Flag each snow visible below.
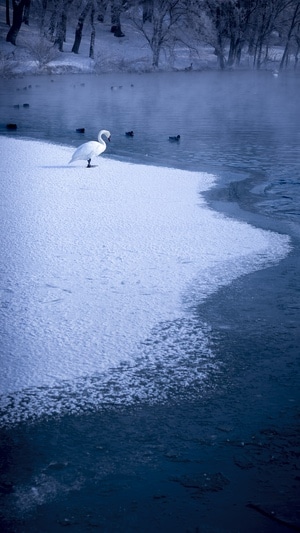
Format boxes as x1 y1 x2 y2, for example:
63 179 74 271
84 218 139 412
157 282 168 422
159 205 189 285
0 137 291 425
0 5 286 77
0 14 230 76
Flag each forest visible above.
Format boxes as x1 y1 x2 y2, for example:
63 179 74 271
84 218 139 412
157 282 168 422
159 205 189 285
3 0 300 70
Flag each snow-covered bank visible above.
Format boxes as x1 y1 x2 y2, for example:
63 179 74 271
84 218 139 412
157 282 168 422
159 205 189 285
0 15 216 77
0 137 291 425
0 12 285 77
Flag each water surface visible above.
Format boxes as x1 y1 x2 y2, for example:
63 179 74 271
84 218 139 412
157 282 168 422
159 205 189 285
1 71 300 216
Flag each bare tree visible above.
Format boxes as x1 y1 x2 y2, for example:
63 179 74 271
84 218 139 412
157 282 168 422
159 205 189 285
90 1 96 57
111 0 125 36
6 0 10 26
143 0 153 23
72 1 93 54
248 0 293 68
4 0 299 70
226 0 257 67
130 0 185 67
24 35 59 69
48 0 62 40
295 32 300 67
48 0 74 43
186 0 299 69
71 0 102 58
40 0 50 34
6 0 31 45
97 0 109 22
23 0 30 24
279 0 300 69
53 0 74 51
187 0 228 69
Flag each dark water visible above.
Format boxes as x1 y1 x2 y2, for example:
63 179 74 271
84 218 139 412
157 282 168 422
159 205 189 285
0 71 300 532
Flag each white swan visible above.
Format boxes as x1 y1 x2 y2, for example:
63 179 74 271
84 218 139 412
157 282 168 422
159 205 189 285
69 129 111 168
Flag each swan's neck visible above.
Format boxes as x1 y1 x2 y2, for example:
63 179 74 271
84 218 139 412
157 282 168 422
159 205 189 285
98 130 107 144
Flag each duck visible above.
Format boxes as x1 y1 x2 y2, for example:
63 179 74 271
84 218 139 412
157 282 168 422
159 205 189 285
69 129 111 168
169 135 180 142
125 131 134 137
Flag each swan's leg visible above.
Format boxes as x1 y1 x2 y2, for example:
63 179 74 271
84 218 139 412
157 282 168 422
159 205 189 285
87 159 91 168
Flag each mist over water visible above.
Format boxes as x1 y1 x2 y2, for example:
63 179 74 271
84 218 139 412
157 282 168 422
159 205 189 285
1 70 299 168
1 70 299 220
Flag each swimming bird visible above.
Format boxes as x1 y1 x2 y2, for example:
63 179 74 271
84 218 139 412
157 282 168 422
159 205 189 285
125 131 134 137
69 129 111 168
169 135 180 142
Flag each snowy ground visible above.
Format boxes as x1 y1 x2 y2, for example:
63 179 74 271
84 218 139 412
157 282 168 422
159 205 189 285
0 9 216 76
0 137 290 425
0 6 284 76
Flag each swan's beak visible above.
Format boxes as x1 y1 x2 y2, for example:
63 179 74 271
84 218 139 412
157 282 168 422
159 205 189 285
108 136 111 142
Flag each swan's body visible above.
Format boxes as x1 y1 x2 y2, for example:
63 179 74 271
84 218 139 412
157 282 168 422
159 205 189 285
69 129 111 168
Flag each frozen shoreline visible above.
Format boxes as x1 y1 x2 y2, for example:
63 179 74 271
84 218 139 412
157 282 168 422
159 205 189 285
0 137 291 426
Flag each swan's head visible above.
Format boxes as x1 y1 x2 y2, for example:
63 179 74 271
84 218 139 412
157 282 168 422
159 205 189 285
99 129 111 142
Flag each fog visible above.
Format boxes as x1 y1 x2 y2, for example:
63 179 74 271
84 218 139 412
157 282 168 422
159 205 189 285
1 70 299 177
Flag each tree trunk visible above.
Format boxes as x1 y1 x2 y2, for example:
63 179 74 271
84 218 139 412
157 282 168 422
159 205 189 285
235 39 244 66
72 1 92 54
54 0 72 51
54 12 65 50
6 0 30 45
111 0 124 36
143 0 153 23
89 3 95 59
279 2 300 71
295 47 299 69
151 16 163 67
254 35 264 69
227 37 235 66
97 0 108 22
152 40 160 67
23 0 30 25
40 0 48 33
295 35 300 69
49 0 61 40
215 5 225 69
6 0 10 26
214 46 225 69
